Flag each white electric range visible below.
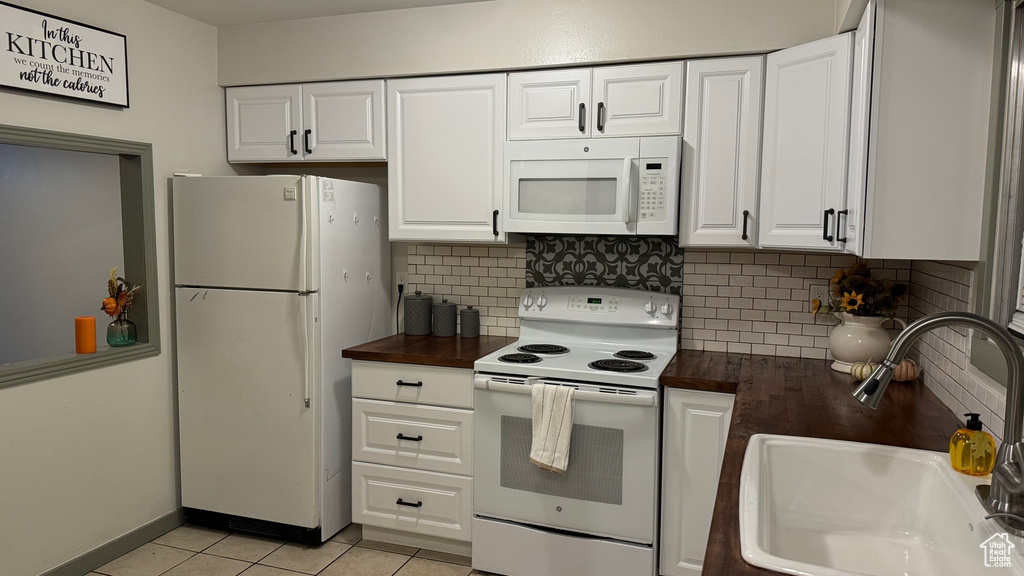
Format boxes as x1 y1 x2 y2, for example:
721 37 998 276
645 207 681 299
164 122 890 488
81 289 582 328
472 286 679 576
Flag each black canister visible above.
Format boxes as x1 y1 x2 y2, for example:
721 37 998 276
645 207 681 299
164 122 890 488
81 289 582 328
404 290 433 335
460 305 480 338
432 298 458 337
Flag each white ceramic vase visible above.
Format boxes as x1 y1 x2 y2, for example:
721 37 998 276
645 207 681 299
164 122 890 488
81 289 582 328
828 312 907 373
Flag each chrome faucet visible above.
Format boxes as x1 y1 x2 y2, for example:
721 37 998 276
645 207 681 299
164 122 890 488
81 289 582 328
852 311 1024 535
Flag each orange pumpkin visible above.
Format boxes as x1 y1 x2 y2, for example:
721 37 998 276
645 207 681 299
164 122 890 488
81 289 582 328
102 297 120 317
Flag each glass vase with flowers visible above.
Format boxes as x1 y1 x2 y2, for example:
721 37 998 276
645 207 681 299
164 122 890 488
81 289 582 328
101 266 142 347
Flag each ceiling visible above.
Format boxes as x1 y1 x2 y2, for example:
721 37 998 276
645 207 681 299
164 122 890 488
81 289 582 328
144 0 493 27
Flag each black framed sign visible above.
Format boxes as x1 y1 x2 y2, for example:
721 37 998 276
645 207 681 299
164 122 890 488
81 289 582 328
0 1 128 107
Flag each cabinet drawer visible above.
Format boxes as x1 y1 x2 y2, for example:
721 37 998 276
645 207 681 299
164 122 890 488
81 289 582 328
352 462 472 542
353 399 473 475
352 361 474 409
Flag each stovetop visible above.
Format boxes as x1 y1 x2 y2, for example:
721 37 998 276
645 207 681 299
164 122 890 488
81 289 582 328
474 286 680 389
475 340 674 388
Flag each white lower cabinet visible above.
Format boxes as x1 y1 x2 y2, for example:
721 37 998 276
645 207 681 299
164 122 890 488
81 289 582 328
660 389 735 576
351 361 474 544
352 462 473 542
352 398 473 476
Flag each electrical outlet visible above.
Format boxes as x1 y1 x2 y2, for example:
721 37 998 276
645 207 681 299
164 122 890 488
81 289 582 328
396 271 408 290
810 285 831 310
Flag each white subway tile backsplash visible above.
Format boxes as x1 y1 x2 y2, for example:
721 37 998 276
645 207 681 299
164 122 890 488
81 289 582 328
405 243 525 336
680 251 912 360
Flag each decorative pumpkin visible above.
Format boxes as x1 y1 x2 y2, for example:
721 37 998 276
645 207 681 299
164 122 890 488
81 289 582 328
892 358 919 382
850 362 879 381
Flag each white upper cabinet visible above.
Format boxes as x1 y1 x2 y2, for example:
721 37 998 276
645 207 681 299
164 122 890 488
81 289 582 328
841 1 874 256
508 69 591 140
593 62 683 137
388 73 507 242
226 84 302 162
303 80 386 161
758 33 853 251
226 80 386 162
852 0 993 260
508 62 682 141
679 57 764 248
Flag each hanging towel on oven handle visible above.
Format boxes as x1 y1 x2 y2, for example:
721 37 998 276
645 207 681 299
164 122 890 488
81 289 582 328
529 382 575 474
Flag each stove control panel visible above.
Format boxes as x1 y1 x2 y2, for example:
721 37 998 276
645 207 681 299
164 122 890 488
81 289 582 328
568 295 621 312
518 286 678 327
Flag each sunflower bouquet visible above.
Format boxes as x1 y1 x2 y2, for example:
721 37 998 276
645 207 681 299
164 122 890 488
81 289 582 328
812 261 907 317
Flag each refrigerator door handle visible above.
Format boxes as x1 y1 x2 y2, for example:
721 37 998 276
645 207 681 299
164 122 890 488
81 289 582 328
300 180 309 294
299 292 316 408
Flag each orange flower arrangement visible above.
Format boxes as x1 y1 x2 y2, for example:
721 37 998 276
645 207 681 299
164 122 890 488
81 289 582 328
101 267 141 320
812 261 907 317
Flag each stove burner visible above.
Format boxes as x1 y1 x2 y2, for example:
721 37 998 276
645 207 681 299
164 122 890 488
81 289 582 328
588 359 648 373
614 350 656 360
499 353 543 364
518 344 570 355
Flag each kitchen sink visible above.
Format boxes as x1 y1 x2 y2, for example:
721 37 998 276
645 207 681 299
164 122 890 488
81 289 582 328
739 434 1022 576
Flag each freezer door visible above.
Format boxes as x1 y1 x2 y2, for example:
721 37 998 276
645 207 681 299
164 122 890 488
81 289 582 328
172 176 319 291
177 287 319 528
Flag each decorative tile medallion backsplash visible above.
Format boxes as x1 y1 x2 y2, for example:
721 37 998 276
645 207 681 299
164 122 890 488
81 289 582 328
526 236 685 294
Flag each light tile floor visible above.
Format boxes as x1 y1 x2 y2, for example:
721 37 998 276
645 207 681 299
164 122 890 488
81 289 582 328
90 524 496 576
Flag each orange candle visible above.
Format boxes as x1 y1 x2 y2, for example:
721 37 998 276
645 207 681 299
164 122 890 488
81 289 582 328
75 316 96 354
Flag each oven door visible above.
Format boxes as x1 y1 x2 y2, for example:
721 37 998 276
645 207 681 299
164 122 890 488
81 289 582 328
473 374 659 544
504 138 640 235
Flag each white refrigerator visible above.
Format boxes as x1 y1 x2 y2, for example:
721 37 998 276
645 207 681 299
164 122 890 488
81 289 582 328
172 175 390 543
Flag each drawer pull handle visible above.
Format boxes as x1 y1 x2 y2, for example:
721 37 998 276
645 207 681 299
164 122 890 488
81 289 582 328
396 433 423 442
396 498 423 508
396 380 423 387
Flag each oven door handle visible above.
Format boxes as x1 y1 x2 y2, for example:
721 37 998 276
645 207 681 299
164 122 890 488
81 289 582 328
474 377 657 407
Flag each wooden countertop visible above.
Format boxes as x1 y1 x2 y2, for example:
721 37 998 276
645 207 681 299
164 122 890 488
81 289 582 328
662 350 962 576
342 333 515 370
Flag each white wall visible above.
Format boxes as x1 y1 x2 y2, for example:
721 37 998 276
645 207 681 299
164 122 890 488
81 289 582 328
0 145 124 366
217 0 838 86
0 1 233 574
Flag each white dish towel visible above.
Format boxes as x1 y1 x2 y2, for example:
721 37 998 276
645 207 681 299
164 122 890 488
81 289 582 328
529 383 575 474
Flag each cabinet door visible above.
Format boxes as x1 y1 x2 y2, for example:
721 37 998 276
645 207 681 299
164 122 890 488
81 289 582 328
759 34 853 251
843 1 875 256
660 389 734 576
388 74 507 242
303 80 387 161
508 69 591 140
226 84 302 162
592 62 683 137
679 57 764 248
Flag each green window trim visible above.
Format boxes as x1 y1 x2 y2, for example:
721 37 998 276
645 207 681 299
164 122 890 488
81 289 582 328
0 124 160 389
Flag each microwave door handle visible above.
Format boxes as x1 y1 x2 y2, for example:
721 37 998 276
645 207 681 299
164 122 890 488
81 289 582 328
625 159 639 223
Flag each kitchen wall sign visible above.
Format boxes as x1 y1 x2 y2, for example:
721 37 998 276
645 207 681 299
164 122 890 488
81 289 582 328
0 1 128 107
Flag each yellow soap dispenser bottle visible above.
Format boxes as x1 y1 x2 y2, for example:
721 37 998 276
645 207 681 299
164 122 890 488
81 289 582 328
949 413 996 476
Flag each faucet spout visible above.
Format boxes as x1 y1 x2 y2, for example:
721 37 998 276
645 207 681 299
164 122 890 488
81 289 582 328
851 311 1024 528
852 312 1023 443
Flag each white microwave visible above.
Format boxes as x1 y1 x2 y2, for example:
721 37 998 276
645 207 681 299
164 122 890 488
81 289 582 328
503 136 681 235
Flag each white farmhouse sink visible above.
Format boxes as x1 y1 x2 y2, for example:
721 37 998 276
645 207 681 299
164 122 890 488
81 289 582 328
740 434 1022 576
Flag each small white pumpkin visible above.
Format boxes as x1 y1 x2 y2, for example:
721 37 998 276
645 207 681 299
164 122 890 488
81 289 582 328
850 362 879 381
892 358 919 382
